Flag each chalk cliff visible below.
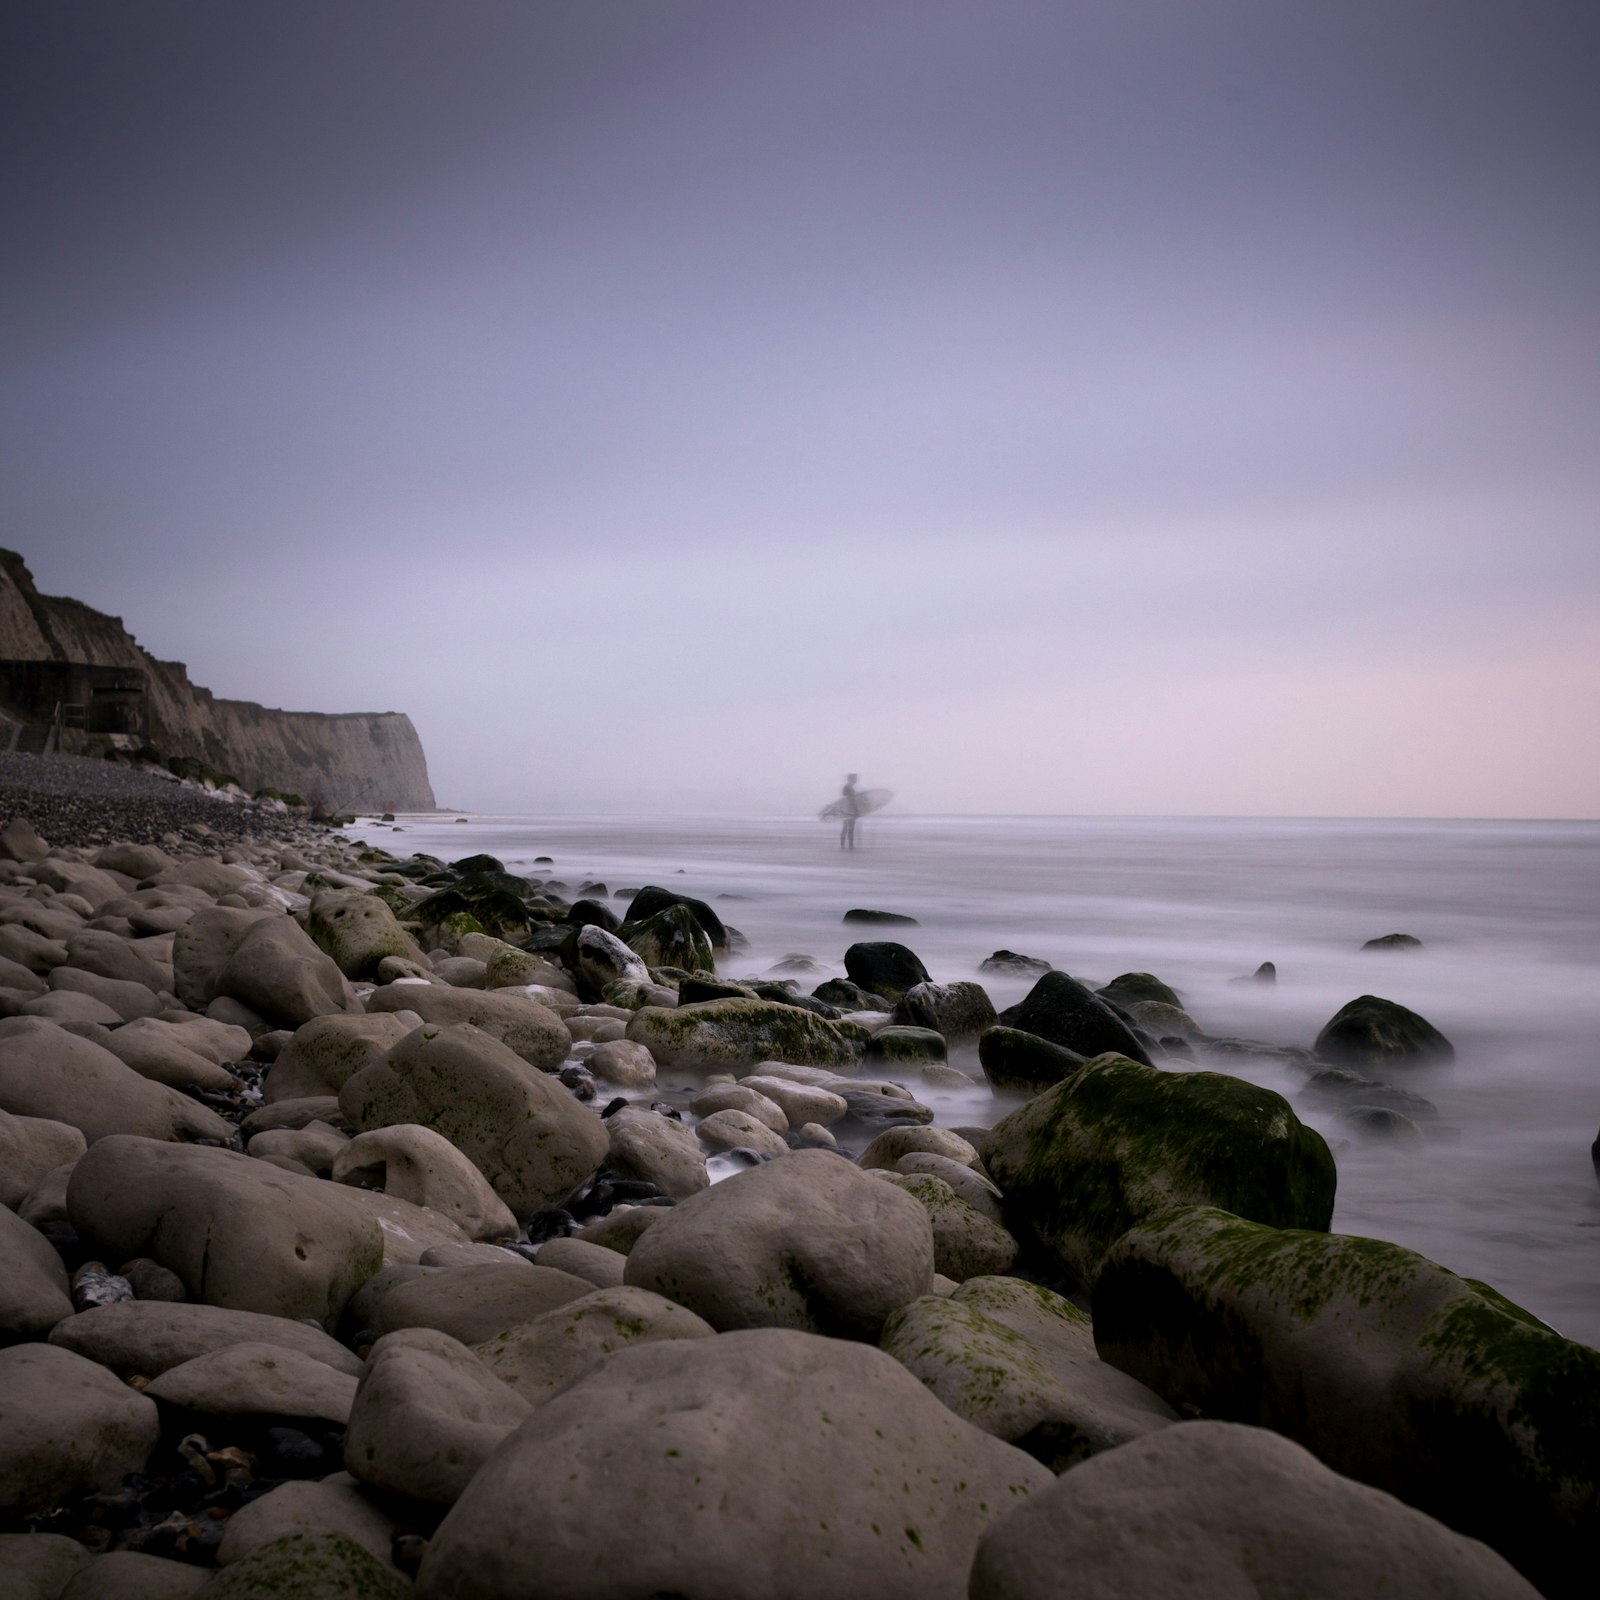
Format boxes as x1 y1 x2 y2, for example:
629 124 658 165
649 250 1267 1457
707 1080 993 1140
0 551 436 811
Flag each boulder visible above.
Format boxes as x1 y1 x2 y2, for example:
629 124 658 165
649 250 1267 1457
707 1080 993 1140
1095 971 1182 1010
47 965 166 1020
364 983 568 1072
98 1015 242 1092
415 1329 1050 1600
172 905 274 1007
572 924 650 1000
63 929 173 993
811 976 890 1010
695 1106 789 1157
626 998 869 1070
0 816 51 862
858 1126 978 1171
865 1024 947 1066
474 1284 715 1406
249 1120 349 1178
528 1237 627 1289
339 1023 607 1217
1094 1205 1600 1599
891 981 997 1044
67 1135 384 1328
305 891 424 982
0 923 68 972
333 1124 518 1241
605 1105 709 1198
881 1276 1174 1468
843 940 930 1003
481 943 573 992
345 1327 531 1504
625 1148 934 1337
205 1531 410 1600
986 1053 1336 1282
1363 932 1424 951
970 1420 1537 1600
375 1262 594 1345
144 1341 359 1425
587 1037 656 1086
0 1199 74 1342
94 842 175 880
621 885 729 951
218 914 364 1027
873 1173 1018 1281
998 970 1154 1067
690 1081 788 1131
0 1343 160 1514
0 1106 85 1207
978 1026 1088 1091
0 1018 233 1144
1315 994 1455 1070
263 1012 419 1103
49 1299 363 1378
59 1551 210 1597
0 1534 91 1599
216 1473 399 1572
739 1072 848 1126
619 901 715 975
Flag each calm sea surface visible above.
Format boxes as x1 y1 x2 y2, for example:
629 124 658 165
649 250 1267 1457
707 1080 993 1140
346 812 1600 1348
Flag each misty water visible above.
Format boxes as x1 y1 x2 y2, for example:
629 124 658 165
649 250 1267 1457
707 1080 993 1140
348 812 1600 1349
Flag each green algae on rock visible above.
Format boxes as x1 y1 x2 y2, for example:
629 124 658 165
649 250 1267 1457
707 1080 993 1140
1092 1205 1599 1600
626 997 871 1070
985 1053 1335 1282
619 900 716 974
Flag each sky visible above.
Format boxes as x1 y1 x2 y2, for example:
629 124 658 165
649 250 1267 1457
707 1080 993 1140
2 0 1596 817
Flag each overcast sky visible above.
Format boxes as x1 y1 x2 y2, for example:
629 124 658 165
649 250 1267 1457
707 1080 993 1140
3 1 1596 816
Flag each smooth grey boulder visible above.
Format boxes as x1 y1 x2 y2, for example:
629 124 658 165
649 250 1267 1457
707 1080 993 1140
474 1284 715 1406
49 1299 363 1377
894 1151 1006 1223
249 1119 349 1179
872 1172 1019 1281
626 998 870 1070
0 1533 92 1599
67 1135 384 1328
306 891 425 982
263 1012 419 1103
0 923 68 972
689 1081 788 1131
0 1106 85 1206
375 1261 594 1345
998 969 1154 1066
47 965 167 1020
0 1017 233 1144
604 1104 709 1198
740 1072 848 1126
625 1148 934 1337
63 928 170 990
172 905 274 1006
1094 1205 1599 1599
59 1549 210 1598
858 1125 978 1171
986 1052 1336 1282
0 816 51 862
340 1022 607 1217
93 842 174 880
144 1341 358 1424
241 1095 345 1138
220 914 363 1026
528 1237 627 1289
587 1037 656 1086
969 1421 1538 1600
364 983 569 1072
98 1015 242 1091
205 1531 410 1600
346 1327 531 1505
0 1343 160 1514
1315 993 1455 1070
881 1276 1174 1468
695 1106 788 1156
415 1328 1050 1600
216 1472 399 1572
0 1198 74 1342
334 1123 517 1241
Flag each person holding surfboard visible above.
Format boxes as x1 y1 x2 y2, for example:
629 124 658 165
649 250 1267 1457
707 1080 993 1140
839 774 860 851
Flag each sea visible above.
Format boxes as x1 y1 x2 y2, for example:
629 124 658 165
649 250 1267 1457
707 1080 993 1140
343 811 1600 1349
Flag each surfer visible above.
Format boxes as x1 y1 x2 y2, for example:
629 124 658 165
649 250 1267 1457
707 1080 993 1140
839 774 860 851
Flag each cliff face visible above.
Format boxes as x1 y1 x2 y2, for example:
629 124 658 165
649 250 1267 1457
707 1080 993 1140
0 551 436 811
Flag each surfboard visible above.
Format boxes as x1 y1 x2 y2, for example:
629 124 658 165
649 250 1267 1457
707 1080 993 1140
820 787 893 820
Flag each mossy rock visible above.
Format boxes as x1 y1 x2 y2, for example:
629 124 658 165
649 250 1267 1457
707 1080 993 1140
873 1173 1018 1281
986 1054 1335 1283
621 886 729 952
864 1025 947 1066
680 976 759 1004
305 891 424 982
413 878 532 942
1097 971 1182 1010
891 981 998 1045
625 998 871 1071
205 1530 409 1598
450 853 506 876
1314 994 1454 1071
620 903 715 975
1094 1205 1599 1599
811 977 891 1012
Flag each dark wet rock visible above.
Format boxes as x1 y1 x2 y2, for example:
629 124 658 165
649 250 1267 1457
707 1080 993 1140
811 976 891 1011
979 1026 1089 1092
843 907 920 925
892 980 998 1045
566 894 620 932
1363 933 1423 951
1337 1105 1426 1144
979 950 1054 976
621 886 728 953
1096 972 1182 1010
1094 1205 1600 1600
1315 994 1454 1071
864 1025 948 1067
676 975 752 1004
997 971 1154 1068
748 981 840 1019
1300 1068 1438 1121
769 953 821 973
1230 960 1278 985
836 1087 936 1128
843 940 931 1004
619 902 714 976
987 1055 1336 1283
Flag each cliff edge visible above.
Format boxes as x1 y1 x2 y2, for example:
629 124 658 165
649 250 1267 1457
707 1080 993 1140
0 550 436 811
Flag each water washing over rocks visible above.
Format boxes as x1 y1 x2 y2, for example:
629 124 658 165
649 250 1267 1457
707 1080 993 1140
0 797 1592 1597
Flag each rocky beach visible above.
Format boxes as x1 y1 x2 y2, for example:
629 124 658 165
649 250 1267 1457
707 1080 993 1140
0 764 1593 1599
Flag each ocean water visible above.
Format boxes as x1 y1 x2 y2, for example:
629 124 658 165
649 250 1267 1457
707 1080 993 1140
346 812 1600 1348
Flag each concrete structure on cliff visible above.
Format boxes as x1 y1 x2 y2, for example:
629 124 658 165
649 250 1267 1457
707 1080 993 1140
0 551 436 811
